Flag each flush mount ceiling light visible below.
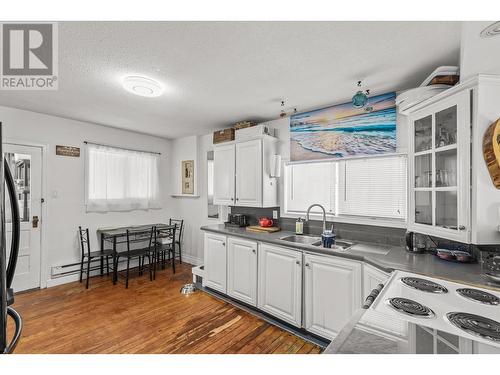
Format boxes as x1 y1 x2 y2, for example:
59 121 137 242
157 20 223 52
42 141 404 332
480 21 500 38
122 75 164 97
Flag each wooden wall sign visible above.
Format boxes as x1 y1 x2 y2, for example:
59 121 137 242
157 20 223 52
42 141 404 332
482 118 500 189
56 145 80 157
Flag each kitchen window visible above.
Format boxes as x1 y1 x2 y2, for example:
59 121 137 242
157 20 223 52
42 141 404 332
283 155 407 225
85 143 161 212
284 161 338 216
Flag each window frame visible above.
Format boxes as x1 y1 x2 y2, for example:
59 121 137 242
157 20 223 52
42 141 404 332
84 143 161 213
281 154 408 229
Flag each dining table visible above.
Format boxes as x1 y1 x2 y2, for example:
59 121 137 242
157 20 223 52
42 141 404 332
97 223 175 284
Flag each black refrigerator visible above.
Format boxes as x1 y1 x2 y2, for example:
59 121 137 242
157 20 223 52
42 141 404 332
0 123 23 354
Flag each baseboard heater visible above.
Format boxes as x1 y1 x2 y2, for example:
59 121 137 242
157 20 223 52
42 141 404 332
50 258 140 279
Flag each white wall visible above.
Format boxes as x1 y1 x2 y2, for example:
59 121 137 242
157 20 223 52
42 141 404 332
169 134 225 265
170 135 199 195
0 105 174 286
460 21 500 82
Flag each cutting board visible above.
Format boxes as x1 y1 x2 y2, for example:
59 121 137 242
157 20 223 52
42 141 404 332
246 225 281 233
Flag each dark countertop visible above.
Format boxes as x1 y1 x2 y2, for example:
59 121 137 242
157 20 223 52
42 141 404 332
201 224 499 291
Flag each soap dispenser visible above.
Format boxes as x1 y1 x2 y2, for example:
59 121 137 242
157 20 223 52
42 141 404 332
295 217 304 235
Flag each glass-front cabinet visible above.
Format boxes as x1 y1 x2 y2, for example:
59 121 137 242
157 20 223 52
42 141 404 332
408 90 471 242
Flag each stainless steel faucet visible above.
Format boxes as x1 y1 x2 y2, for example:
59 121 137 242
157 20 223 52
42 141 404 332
306 204 327 234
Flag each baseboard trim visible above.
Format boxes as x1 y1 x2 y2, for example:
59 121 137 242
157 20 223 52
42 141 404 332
181 253 203 266
45 257 200 288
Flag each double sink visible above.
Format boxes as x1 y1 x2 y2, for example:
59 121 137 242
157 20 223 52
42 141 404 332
279 234 354 252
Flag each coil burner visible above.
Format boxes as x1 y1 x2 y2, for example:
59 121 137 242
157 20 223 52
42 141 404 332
456 288 500 306
400 277 448 293
387 297 435 318
446 312 500 343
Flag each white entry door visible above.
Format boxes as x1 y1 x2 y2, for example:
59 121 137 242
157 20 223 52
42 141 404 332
4 143 42 292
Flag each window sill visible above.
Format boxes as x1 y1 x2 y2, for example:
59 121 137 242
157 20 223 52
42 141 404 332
281 212 407 229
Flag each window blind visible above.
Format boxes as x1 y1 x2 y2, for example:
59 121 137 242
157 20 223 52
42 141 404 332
284 161 337 215
340 156 407 219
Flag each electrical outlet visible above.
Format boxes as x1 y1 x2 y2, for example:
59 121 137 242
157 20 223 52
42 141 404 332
272 210 278 219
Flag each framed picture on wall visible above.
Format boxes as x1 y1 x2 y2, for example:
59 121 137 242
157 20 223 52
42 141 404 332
182 160 194 194
290 92 397 161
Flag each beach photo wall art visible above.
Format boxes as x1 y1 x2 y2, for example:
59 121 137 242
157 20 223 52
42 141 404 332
290 92 397 161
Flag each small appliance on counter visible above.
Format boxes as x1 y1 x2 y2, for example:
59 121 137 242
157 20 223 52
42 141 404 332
246 217 281 233
224 213 248 228
258 217 274 227
405 231 426 253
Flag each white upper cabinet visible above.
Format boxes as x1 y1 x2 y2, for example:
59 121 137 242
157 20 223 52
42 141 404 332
304 253 362 340
407 90 471 243
203 233 227 293
227 237 258 306
404 75 500 244
235 139 263 207
213 135 278 207
258 243 302 327
213 143 236 205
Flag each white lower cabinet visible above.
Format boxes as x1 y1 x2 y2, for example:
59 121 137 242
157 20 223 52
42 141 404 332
203 233 227 293
227 237 258 306
304 253 362 340
257 243 302 327
359 264 408 338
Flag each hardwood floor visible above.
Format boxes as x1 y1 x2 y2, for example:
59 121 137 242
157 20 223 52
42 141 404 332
7 262 322 354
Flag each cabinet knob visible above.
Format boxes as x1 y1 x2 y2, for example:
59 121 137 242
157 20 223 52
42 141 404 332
236 198 239 201
252 249 256 254
295 260 300 265
305 263 310 267
230 198 234 201
459 225 466 231
222 242 225 246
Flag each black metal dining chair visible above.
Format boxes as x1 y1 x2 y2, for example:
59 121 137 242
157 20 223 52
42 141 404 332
115 226 156 288
78 226 113 289
155 224 177 274
169 219 184 264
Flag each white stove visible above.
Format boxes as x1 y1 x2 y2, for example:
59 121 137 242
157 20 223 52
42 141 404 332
371 271 500 348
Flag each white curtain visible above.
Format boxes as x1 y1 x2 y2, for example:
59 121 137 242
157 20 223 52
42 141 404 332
85 143 161 212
